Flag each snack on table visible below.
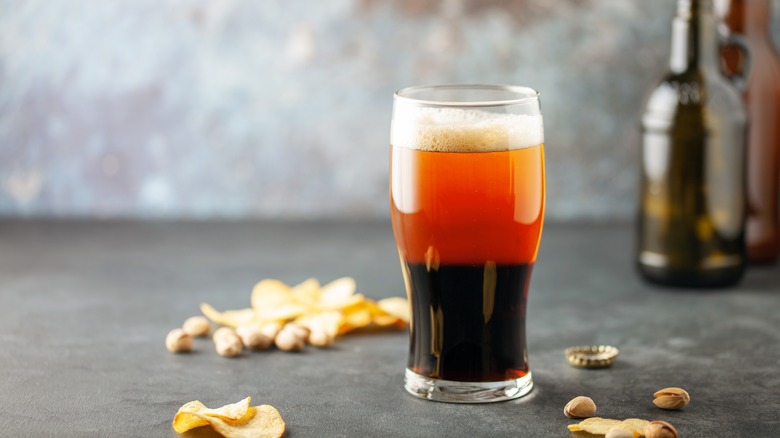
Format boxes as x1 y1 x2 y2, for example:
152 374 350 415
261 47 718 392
165 329 193 353
182 316 211 337
200 277 409 348
605 429 635 438
206 405 285 438
645 420 678 438
236 325 273 351
652 387 690 410
274 323 307 352
563 395 597 418
567 417 650 436
173 397 285 438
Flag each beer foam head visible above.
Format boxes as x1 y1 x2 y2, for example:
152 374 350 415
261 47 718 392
392 107 544 152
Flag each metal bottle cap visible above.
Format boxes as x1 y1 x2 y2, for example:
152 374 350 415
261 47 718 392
565 345 619 368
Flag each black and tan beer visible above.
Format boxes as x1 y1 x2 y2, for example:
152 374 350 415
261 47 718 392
390 85 545 402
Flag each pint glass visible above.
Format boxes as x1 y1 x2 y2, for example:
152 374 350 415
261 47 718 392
390 85 545 403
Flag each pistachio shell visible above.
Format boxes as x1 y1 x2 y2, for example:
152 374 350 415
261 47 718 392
645 420 678 438
652 387 690 410
563 396 597 418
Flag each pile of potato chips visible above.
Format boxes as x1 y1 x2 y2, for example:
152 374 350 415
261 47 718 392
173 397 284 438
200 277 409 344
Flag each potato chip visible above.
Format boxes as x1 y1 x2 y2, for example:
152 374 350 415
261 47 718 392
205 405 285 438
256 303 309 321
173 398 284 438
363 301 402 327
295 311 342 337
251 279 295 311
319 294 364 311
173 397 251 433
249 280 307 320
320 277 356 300
612 418 650 436
339 305 373 334
377 297 410 323
567 417 651 437
318 277 362 310
201 397 252 421
200 304 257 328
370 313 401 328
291 278 321 308
172 401 211 433
567 417 623 435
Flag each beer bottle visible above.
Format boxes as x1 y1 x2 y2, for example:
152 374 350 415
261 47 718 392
719 0 780 264
637 0 748 287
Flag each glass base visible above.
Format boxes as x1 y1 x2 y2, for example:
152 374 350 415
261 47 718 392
404 369 533 403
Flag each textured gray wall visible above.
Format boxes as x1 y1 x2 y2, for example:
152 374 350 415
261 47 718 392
1 0 779 220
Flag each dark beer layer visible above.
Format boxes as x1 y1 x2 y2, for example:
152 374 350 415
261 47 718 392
404 262 533 382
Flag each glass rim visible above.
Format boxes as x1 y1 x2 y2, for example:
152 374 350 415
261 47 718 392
394 84 540 108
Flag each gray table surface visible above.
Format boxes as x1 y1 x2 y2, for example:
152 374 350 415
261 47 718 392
0 220 778 437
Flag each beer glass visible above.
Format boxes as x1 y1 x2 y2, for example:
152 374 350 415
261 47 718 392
390 85 545 403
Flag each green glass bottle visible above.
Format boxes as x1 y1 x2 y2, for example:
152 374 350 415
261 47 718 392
637 0 748 288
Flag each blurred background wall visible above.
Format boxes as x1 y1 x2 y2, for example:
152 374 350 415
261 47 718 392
1 0 779 221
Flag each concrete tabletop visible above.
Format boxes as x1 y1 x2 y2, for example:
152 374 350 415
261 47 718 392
0 220 778 437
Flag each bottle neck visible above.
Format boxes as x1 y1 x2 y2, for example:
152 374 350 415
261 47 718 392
670 0 720 74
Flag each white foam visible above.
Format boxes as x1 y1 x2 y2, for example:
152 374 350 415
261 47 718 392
391 107 544 152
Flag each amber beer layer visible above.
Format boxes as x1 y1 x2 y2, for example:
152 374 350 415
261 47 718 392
391 108 545 384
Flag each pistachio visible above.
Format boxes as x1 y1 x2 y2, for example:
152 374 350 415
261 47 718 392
653 387 690 410
283 323 310 339
212 327 237 342
275 326 306 352
215 334 243 357
605 429 634 438
645 420 678 438
182 316 211 337
563 396 597 418
211 327 242 357
166 328 193 353
236 325 273 351
259 322 282 340
308 328 334 348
